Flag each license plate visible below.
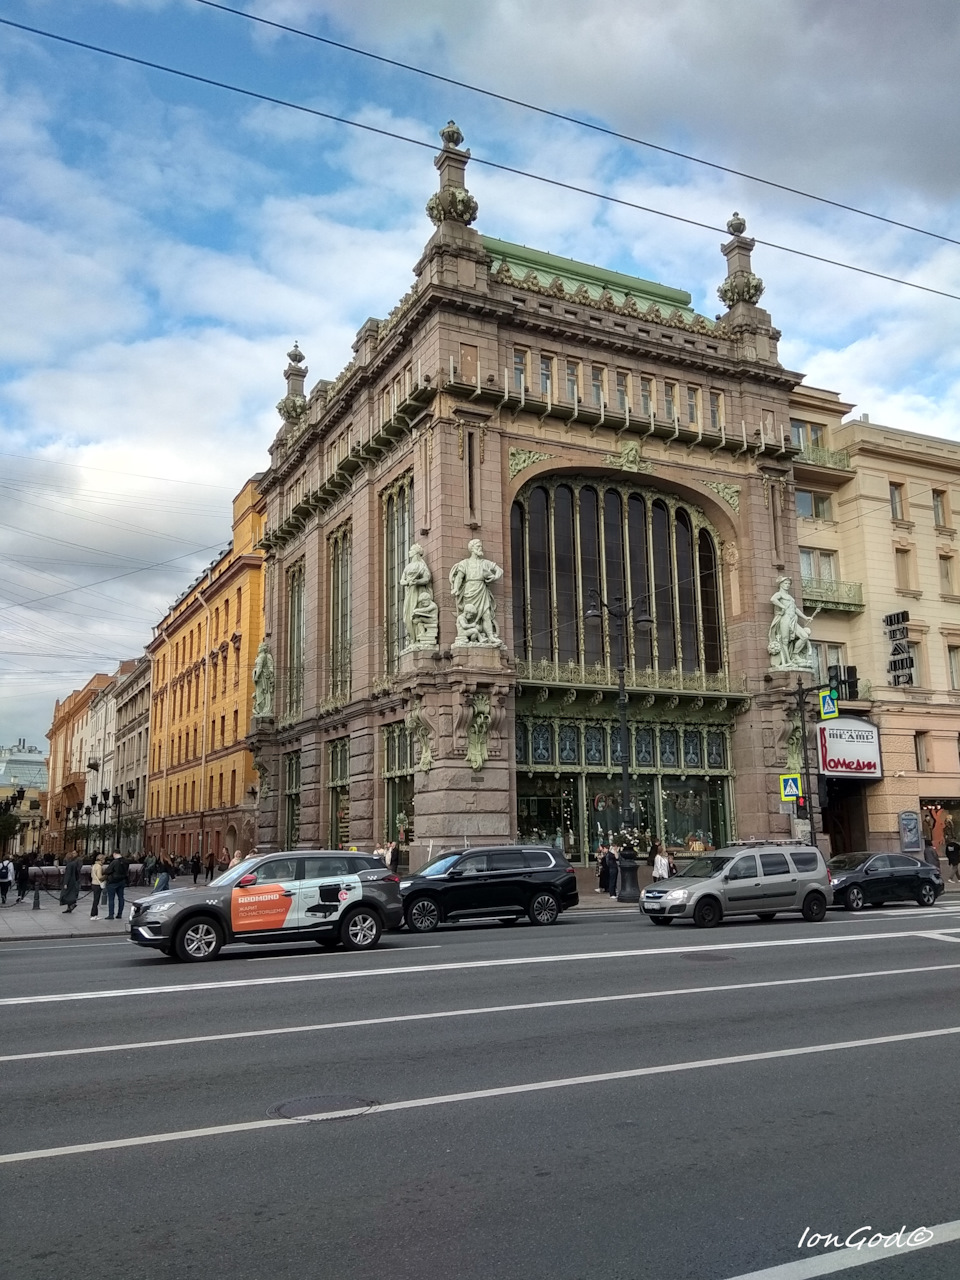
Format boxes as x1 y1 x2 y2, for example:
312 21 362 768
644 904 663 913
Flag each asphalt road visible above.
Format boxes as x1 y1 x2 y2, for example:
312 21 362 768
4 904 960 1280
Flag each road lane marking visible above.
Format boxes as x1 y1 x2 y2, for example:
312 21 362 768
244 944 443 962
5 925 960 1007
6 1020 960 1164
4 961 960 1064
919 932 960 943
720 1216 960 1277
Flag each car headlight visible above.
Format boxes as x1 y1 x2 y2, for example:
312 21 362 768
831 876 847 887
664 888 689 902
143 901 177 915
399 879 413 890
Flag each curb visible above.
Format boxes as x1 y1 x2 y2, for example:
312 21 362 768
0 926 131 942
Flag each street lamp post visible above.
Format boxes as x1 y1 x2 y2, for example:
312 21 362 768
84 804 93 862
112 787 135 855
99 787 110 859
585 590 653 904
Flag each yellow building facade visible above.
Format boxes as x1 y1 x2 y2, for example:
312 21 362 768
145 476 265 862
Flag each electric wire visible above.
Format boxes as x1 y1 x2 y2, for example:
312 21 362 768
194 0 960 251
3 16 960 303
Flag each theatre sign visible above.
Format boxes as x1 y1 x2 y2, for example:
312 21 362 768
817 717 883 779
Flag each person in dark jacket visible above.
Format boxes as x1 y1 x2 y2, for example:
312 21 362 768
190 852 202 884
15 856 32 903
946 840 960 883
606 844 620 898
59 853 81 913
105 852 129 920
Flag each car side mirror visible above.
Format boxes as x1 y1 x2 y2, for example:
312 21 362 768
237 873 257 887
447 868 463 879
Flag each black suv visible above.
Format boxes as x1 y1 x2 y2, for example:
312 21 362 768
400 846 579 931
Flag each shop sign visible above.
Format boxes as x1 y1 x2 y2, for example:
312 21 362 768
883 610 913 686
817 716 883 779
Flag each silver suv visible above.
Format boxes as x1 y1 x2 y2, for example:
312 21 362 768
640 843 830 928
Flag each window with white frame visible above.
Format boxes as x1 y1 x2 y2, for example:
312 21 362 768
933 489 950 529
540 355 554 397
800 547 838 581
948 645 960 690
709 391 724 431
686 386 700 425
664 381 677 423
565 361 579 402
590 366 605 407
639 376 653 418
615 371 629 412
513 349 527 391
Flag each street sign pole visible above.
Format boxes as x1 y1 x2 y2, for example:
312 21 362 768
796 675 818 848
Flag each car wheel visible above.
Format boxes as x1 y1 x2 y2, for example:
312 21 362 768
802 892 827 923
406 896 440 932
173 917 223 962
649 916 674 926
340 907 382 951
756 912 777 921
844 885 864 912
693 897 722 928
528 892 560 925
917 882 938 907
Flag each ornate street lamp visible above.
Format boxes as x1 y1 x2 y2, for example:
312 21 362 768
99 788 110 859
112 786 135 855
84 803 93 862
585 589 653 903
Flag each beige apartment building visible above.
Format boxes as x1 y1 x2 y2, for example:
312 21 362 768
793 390 960 852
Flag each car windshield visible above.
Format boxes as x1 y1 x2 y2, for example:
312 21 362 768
209 859 259 887
677 856 732 879
828 855 868 871
414 854 461 879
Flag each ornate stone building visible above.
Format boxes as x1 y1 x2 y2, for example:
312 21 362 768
251 124 821 866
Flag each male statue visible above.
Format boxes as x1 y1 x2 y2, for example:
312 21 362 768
449 539 504 647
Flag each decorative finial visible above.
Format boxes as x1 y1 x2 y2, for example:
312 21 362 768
439 120 464 149
287 342 305 365
726 212 746 236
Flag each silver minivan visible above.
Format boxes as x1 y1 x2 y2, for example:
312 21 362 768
640 843 830 928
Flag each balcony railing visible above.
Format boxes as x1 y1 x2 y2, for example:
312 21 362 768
796 445 851 470
514 658 732 695
801 577 864 611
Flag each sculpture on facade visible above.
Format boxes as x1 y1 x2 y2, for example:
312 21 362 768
449 540 504 647
767 577 817 670
400 544 439 649
252 640 276 716
465 694 492 770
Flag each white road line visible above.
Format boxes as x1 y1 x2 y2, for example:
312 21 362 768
6 1021 960 1164
721 1218 960 1277
4 926 960 1007
244 944 443 962
919 932 960 943
4 961 960 1064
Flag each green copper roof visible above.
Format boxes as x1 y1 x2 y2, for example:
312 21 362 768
481 236 696 318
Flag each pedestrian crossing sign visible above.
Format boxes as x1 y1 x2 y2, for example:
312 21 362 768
819 691 839 720
779 773 803 801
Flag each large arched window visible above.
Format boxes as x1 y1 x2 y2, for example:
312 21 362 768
511 479 725 681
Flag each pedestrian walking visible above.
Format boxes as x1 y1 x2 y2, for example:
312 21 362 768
922 840 941 872
652 846 670 881
105 851 129 920
0 855 14 905
218 848 230 874
15 855 31 903
90 854 106 917
946 840 960 882
605 844 620 898
190 851 202 884
373 841 387 865
387 841 400 873
154 855 174 893
59 852 81 914
204 850 216 882
227 850 243 870
142 851 157 886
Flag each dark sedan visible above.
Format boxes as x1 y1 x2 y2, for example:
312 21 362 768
400 845 579 931
828 852 943 911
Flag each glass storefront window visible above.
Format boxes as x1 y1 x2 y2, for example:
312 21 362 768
517 777 581 861
660 777 727 852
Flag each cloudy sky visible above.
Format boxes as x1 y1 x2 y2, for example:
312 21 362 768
3 0 960 750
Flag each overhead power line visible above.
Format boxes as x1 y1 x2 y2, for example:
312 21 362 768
3 16 960 303
194 0 960 251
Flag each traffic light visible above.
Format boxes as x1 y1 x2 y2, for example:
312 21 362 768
795 794 809 818
844 665 859 701
826 665 842 701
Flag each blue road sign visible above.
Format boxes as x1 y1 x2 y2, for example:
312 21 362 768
779 774 803 801
819 691 839 720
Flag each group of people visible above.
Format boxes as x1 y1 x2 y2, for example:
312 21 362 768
593 837 679 898
372 841 401 872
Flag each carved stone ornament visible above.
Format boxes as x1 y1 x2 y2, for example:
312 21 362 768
767 576 817 671
404 696 434 772
251 640 276 717
426 187 479 227
465 694 492 770
603 442 652 473
439 120 464 149
704 481 741 513
508 448 555 480
400 543 439 649
286 342 305 365
276 393 308 425
717 270 765 307
450 539 504 647
252 752 270 799
726 211 747 235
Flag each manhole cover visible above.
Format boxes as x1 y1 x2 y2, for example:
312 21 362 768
682 952 732 961
267 1095 377 1120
